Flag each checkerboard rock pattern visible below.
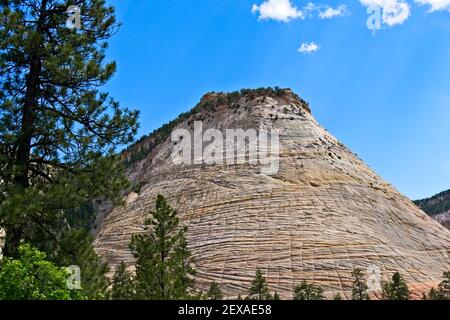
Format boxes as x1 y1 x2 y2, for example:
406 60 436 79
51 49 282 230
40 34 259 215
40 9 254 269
93 90 450 299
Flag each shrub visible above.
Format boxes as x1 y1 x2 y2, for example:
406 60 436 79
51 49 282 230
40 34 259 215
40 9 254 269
0 244 85 300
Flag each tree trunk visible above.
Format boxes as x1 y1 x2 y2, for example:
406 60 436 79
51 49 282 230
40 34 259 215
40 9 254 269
4 0 48 257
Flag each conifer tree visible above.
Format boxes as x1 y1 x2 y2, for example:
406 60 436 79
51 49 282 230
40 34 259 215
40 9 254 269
382 272 410 300
426 288 440 300
351 268 369 300
207 281 223 300
437 271 450 299
111 261 135 300
129 195 195 300
426 272 450 300
293 281 325 300
333 293 343 300
52 229 109 299
0 0 139 257
248 268 270 300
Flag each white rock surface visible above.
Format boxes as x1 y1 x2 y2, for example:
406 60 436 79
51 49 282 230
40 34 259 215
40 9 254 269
94 90 450 299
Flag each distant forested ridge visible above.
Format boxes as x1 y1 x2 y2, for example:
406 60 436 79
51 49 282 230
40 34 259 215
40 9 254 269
414 190 450 216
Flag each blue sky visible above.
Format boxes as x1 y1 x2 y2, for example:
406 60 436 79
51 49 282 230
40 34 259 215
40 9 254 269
105 0 450 200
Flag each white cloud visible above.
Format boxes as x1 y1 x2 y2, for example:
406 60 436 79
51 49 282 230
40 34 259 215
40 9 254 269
252 0 304 22
302 2 317 16
360 0 410 26
301 3 348 19
415 0 450 11
298 42 320 54
318 5 348 19
252 1 349 22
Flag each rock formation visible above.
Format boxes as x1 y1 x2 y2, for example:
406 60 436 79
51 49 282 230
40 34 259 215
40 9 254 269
94 88 450 299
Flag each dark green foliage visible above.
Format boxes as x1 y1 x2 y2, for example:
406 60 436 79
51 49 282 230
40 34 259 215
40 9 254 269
131 181 142 194
426 288 443 300
426 272 450 300
438 271 450 299
0 243 85 300
248 268 270 300
351 268 369 300
0 0 139 257
414 189 450 216
125 146 150 166
52 229 109 300
129 195 196 300
111 261 135 300
333 293 343 300
246 267 281 300
293 281 325 300
207 281 223 300
64 202 95 231
382 272 410 300
189 290 206 300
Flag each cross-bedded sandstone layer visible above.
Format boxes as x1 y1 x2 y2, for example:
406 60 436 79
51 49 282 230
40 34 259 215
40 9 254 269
93 89 450 299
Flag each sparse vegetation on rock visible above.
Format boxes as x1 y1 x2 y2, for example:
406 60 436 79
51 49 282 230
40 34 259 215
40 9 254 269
123 87 309 167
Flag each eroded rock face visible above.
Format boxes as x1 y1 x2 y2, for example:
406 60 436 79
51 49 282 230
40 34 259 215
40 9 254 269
94 89 450 299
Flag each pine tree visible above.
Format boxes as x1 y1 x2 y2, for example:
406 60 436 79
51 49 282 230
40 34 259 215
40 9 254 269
171 236 196 298
293 281 325 300
427 272 450 300
249 268 270 300
52 229 109 300
273 291 281 300
333 293 343 300
207 281 223 300
0 0 139 257
129 195 195 300
111 261 135 300
382 272 410 300
437 271 450 299
426 288 441 300
351 268 369 300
